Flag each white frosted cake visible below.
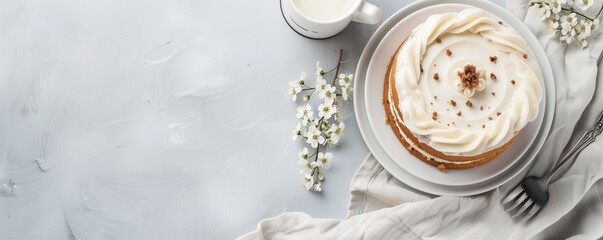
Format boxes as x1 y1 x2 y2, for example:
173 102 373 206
383 8 542 170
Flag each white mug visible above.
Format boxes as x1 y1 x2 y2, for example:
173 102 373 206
280 0 381 39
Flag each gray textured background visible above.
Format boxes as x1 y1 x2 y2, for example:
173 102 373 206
0 0 506 239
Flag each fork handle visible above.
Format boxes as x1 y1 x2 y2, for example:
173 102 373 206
545 111 603 183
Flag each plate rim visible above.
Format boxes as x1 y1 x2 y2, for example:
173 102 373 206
353 0 556 196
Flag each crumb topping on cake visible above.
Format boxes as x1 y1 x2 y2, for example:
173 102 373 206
458 65 479 88
455 64 486 97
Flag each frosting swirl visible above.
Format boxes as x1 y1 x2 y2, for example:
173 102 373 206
394 8 542 156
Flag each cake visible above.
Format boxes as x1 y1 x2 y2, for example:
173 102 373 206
383 9 542 171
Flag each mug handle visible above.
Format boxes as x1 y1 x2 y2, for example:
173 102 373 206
351 2 381 24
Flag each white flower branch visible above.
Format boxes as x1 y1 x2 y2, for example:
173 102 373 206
530 0 602 48
287 49 353 192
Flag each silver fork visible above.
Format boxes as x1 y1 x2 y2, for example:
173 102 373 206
501 110 603 221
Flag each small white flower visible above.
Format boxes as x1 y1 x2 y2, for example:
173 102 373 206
297 147 309 163
302 95 310 102
298 105 315 126
315 76 327 94
324 96 335 106
313 182 322 192
301 161 314 172
315 152 333 169
302 173 314 190
561 13 578 29
307 117 319 130
316 61 325 78
335 122 345 136
292 123 302 141
338 73 353 86
578 38 588 48
290 79 301 88
316 77 327 86
560 18 577 44
560 33 574 44
319 84 336 102
592 19 600 31
550 1 562 14
317 172 324 180
539 4 552 20
548 19 560 36
318 102 337 120
327 122 345 145
295 72 306 86
288 83 301 101
577 19 593 39
341 85 352 100
573 0 593 10
296 104 313 119
567 26 577 37
560 22 574 36
327 134 339 145
301 116 313 127
297 158 314 173
312 118 321 128
566 15 578 26
305 128 325 148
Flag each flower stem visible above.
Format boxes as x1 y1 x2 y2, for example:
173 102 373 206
314 145 320 163
325 65 338 73
561 6 594 21
332 49 344 86
310 144 320 177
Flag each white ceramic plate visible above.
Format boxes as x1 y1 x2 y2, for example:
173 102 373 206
353 0 556 196
364 4 546 186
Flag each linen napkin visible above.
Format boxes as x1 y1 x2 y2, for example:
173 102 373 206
240 0 603 239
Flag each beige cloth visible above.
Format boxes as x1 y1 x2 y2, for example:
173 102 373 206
240 0 603 239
